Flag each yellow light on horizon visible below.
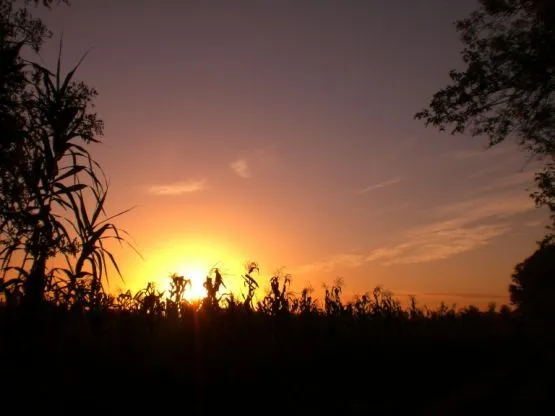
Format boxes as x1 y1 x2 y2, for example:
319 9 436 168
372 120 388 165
124 238 248 299
175 264 208 301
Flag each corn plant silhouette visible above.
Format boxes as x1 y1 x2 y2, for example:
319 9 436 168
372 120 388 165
324 278 344 317
350 292 373 318
3 259 552 414
291 286 318 316
0 31 135 312
115 289 134 312
166 273 192 318
57 183 136 309
134 282 165 316
241 261 259 313
368 286 405 319
0 6 137 312
258 272 292 316
202 267 226 311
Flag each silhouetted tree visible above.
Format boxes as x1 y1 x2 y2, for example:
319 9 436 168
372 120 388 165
0 0 130 311
509 242 555 322
415 0 555 240
531 164 555 244
1 0 53 305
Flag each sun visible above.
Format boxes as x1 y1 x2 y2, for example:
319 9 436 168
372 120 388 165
178 265 208 301
126 238 247 302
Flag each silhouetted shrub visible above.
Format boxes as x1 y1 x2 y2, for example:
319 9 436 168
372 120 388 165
510 242 555 325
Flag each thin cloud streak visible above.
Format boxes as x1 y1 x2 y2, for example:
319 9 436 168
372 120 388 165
434 191 534 221
524 220 542 228
394 291 508 300
479 171 536 191
230 158 251 178
297 223 509 273
442 144 516 160
297 191 534 273
148 180 208 195
358 178 400 194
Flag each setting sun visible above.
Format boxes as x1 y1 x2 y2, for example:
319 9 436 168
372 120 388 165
124 238 249 300
175 265 208 301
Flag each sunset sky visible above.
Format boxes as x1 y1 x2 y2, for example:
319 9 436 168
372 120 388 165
35 0 550 307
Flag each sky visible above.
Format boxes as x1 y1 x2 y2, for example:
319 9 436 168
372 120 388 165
34 0 550 307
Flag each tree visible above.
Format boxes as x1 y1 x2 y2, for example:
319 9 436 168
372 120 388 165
0 0 130 311
415 0 555 241
531 164 555 243
509 242 555 322
1 0 55 306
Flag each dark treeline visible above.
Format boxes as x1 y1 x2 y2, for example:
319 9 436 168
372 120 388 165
1 268 554 414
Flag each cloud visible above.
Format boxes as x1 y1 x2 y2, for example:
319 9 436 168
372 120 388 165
524 220 543 228
296 253 368 274
298 223 509 273
148 180 208 195
435 192 534 221
230 158 251 178
229 145 279 179
380 223 510 265
395 291 507 300
358 178 401 194
442 144 515 160
479 171 536 191
424 292 507 300
297 191 535 273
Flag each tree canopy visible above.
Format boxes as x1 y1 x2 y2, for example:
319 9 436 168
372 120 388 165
509 241 555 321
416 0 554 239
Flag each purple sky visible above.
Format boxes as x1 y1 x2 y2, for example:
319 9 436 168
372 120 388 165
35 0 549 306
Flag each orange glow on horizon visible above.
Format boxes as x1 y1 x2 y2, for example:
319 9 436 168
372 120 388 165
173 266 207 301
124 238 252 300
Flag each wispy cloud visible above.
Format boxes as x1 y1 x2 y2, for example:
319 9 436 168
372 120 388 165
524 220 543 228
298 223 509 273
435 192 533 221
395 291 508 300
358 178 400 194
230 158 251 178
148 180 208 195
229 145 279 179
442 144 515 160
297 191 534 273
380 223 510 265
296 253 368 274
479 171 536 191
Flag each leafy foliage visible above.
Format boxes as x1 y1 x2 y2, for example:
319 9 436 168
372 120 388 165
509 242 555 321
415 0 555 239
531 163 555 243
415 0 554 153
0 0 134 309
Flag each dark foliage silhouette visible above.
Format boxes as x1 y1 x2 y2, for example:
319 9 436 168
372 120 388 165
2 266 553 414
0 0 133 312
416 0 555 326
509 241 555 323
415 0 555 241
